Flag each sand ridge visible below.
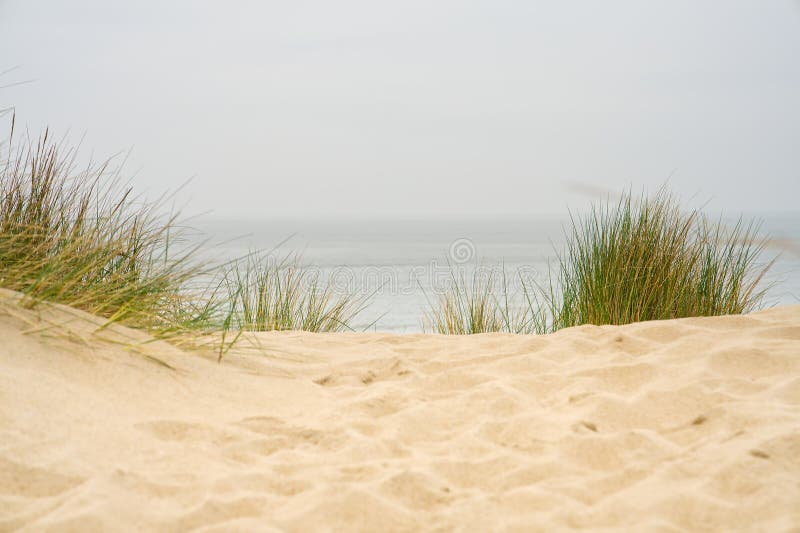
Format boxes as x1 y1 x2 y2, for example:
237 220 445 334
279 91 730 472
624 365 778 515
1 303 799 531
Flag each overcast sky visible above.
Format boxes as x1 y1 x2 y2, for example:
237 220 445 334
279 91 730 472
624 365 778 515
1 1 798 218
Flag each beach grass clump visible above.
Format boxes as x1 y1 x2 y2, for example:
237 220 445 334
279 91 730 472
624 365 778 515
425 189 772 335
226 253 370 332
550 189 772 328
423 266 547 334
0 118 372 345
0 124 221 337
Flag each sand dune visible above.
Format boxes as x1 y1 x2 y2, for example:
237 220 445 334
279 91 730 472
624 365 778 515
1 299 799 531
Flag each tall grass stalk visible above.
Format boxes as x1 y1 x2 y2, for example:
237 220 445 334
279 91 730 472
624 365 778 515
226 253 370 332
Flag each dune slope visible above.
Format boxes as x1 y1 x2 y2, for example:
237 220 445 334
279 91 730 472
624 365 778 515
1 302 799 531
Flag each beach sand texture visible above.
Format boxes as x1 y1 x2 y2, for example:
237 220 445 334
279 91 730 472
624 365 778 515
1 299 799 531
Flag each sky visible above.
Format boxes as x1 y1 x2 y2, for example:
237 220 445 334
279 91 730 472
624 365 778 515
1 0 799 218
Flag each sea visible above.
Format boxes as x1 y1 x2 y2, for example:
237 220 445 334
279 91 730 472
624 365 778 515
192 214 800 333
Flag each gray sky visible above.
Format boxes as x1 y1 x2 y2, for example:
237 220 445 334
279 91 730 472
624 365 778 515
1 0 799 218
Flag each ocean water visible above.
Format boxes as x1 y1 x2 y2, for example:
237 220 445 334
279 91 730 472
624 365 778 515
193 214 800 333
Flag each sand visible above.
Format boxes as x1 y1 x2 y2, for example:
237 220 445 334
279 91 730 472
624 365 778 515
1 297 799 532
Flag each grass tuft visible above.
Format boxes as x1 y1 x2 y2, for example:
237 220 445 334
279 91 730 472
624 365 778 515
0 121 226 344
422 264 547 334
550 189 772 328
225 253 370 332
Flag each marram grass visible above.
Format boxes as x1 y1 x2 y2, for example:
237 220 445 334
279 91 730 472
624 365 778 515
0 126 223 339
225 253 370 332
0 123 370 349
550 189 772 329
0 120 774 342
427 190 772 334
422 265 547 334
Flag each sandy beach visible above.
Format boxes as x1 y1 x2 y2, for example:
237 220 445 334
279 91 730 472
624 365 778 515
1 299 799 531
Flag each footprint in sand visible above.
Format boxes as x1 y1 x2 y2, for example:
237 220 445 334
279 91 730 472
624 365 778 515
135 420 234 444
0 457 85 498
